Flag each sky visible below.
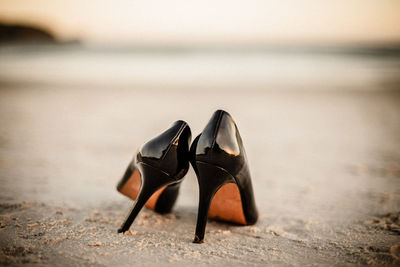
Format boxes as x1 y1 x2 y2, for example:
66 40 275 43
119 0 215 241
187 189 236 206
0 0 399 45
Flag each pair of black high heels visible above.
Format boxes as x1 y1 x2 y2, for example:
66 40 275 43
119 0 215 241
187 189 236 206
117 110 258 243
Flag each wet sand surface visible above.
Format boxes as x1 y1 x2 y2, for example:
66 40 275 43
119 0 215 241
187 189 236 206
0 85 399 266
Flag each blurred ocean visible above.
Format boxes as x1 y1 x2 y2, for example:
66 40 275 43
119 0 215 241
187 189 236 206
1 45 399 91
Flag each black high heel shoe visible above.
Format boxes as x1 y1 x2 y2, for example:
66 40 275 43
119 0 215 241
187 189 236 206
118 120 191 233
190 110 258 243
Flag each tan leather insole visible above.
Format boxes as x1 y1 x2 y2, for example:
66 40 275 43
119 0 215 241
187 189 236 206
208 183 247 225
118 168 166 210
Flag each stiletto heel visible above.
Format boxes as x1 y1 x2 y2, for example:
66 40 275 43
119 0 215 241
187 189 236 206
116 160 182 213
118 120 191 233
191 110 258 243
193 161 235 243
118 162 175 233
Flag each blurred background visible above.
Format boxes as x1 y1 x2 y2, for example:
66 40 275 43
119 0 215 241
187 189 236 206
0 1 400 264
1 0 400 91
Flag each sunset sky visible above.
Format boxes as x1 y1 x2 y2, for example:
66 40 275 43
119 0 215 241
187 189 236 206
0 0 399 45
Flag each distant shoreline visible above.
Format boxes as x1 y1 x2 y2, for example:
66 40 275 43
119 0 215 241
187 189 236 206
1 42 400 57
0 22 399 56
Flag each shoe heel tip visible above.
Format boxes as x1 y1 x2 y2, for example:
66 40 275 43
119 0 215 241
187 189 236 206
193 235 204 244
117 228 125 234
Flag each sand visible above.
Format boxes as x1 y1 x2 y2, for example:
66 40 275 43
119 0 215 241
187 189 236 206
0 83 399 266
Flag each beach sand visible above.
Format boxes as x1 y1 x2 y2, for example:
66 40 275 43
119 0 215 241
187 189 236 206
0 48 400 265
